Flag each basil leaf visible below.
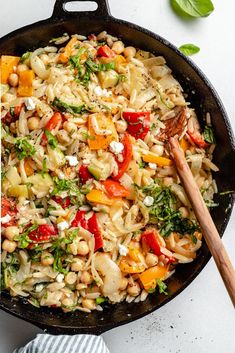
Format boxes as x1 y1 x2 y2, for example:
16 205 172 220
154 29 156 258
45 129 58 149
171 0 214 18
179 43 200 56
15 138 36 160
202 126 216 144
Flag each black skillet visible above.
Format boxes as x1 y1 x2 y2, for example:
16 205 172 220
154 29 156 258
0 0 235 335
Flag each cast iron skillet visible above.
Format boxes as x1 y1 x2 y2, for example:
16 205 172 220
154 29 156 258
0 0 235 335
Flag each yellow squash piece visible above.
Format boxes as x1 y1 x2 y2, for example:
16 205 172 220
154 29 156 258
0 55 20 84
128 247 142 262
119 259 145 274
138 265 168 291
179 137 190 152
17 70 35 97
88 113 118 150
86 189 119 206
143 152 172 166
7 185 28 198
58 37 79 63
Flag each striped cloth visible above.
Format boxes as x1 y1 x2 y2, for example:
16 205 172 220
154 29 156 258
13 334 110 353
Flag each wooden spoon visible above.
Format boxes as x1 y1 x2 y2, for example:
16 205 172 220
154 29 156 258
169 137 235 307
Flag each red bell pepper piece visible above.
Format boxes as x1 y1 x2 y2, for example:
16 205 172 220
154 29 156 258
188 131 209 149
28 224 58 243
41 112 63 145
141 229 175 263
87 213 103 251
1 197 17 227
79 165 92 184
123 111 150 140
112 133 133 180
71 210 88 229
103 179 130 198
97 45 115 58
52 196 71 208
71 210 103 251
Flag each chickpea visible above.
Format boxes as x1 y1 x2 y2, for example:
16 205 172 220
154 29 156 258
71 257 84 272
115 120 127 133
179 206 189 218
1 93 14 103
82 298 96 310
77 241 89 256
112 40 124 54
63 121 77 133
62 297 74 307
145 253 158 267
2 239 17 253
8 73 19 87
68 242 78 256
127 281 141 297
41 252 54 266
27 116 40 130
65 272 77 285
4 226 19 241
120 277 128 291
80 271 92 284
123 46 136 60
40 54 49 65
16 64 28 74
163 177 174 187
150 144 164 156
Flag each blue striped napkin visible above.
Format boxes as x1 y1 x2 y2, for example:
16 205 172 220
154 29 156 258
13 334 110 353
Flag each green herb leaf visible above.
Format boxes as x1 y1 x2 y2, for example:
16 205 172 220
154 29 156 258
15 224 39 248
15 138 36 160
52 97 89 115
39 158 49 176
44 130 58 149
171 0 214 18
179 43 200 56
219 190 235 196
96 297 107 305
20 52 31 63
143 181 198 237
157 279 168 295
51 177 84 205
202 126 216 144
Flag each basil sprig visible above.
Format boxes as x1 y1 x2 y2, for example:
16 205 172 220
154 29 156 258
171 0 214 18
179 43 200 56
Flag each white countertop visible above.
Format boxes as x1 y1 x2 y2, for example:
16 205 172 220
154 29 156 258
1 1 235 352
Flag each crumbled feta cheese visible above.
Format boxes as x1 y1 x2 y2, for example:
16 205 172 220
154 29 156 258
94 86 111 97
57 221 69 231
109 141 124 154
57 171 65 179
1 214 11 224
56 274 64 283
118 244 128 256
148 163 157 170
65 155 79 166
35 284 44 293
24 97 36 110
143 196 154 207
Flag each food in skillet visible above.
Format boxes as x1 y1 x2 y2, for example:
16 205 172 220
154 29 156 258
0 31 218 312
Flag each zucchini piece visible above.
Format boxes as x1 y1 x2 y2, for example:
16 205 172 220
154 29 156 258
6 166 22 186
88 164 111 181
27 173 54 198
97 70 119 89
47 146 66 171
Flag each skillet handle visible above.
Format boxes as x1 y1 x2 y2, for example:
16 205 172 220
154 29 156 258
52 0 110 19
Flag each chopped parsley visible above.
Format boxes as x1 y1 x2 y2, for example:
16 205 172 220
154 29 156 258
15 224 39 249
142 182 198 237
15 138 36 160
39 158 49 176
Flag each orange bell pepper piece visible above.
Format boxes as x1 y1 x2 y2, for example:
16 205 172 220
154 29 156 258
86 189 119 206
88 113 118 150
0 55 20 84
58 37 79 63
17 70 35 97
138 265 168 291
142 152 172 166
128 247 142 262
179 137 190 152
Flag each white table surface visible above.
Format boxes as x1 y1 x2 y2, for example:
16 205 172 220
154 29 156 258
1 1 235 352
